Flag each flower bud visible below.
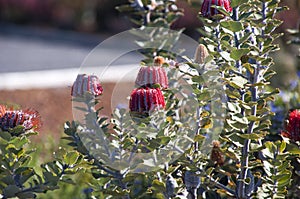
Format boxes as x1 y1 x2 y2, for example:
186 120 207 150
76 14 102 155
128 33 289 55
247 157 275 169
153 56 165 66
129 87 165 117
281 109 300 142
201 0 232 18
194 44 209 64
135 66 169 89
71 74 103 97
0 109 41 131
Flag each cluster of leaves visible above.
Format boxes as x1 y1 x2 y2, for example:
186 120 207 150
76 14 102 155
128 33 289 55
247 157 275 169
0 125 87 199
195 0 300 198
56 0 300 198
269 21 300 198
117 0 184 62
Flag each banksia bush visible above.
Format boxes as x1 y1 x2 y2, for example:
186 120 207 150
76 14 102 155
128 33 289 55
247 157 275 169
2 0 300 198
0 105 81 198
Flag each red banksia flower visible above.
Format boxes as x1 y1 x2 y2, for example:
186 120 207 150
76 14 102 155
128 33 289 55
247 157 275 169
281 109 300 142
71 74 103 97
135 66 169 89
129 87 166 116
0 109 41 131
201 0 232 18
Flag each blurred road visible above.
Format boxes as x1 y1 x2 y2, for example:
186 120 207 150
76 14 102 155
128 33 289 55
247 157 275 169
0 23 198 89
0 23 140 73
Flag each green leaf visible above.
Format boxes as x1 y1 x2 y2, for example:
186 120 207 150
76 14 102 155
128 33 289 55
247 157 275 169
227 118 248 130
220 51 234 62
3 185 20 198
0 131 11 141
194 134 205 142
10 137 28 149
225 89 241 99
43 172 59 186
263 142 275 159
278 141 286 154
221 21 243 32
229 76 248 89
277 173 292 187
16 192 36 199
152 179 165 192
230 48 250 60
64 151 80 165
227 102 241 113
225 133 244 147
238 133 264 140
285 143 300 155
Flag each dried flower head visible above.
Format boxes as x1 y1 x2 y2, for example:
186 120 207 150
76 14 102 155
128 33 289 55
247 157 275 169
281 109 300 142
135 66 169 89
129 87 165 117
194 44 209 64
210 140 225 166
0 109 41 131
201 0 232 18
71 74 103 97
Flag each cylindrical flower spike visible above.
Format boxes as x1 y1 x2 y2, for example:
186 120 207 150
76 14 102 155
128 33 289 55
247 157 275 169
201 0 232 18
71 74 103 97
0 109 41 131
129 87 165 117
194 44 209 64
135 66 169 89
281 109 300 142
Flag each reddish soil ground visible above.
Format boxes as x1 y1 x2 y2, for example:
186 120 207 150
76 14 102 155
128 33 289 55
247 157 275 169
0 82 131 141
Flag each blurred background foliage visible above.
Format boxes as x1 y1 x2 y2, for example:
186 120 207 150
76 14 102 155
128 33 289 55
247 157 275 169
0 0 299 88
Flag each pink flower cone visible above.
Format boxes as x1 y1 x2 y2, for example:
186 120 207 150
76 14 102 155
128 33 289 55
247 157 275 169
281 109 300 142
135 66 169 89
201 0 232 18
129 87 166 116
71 74 103 97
